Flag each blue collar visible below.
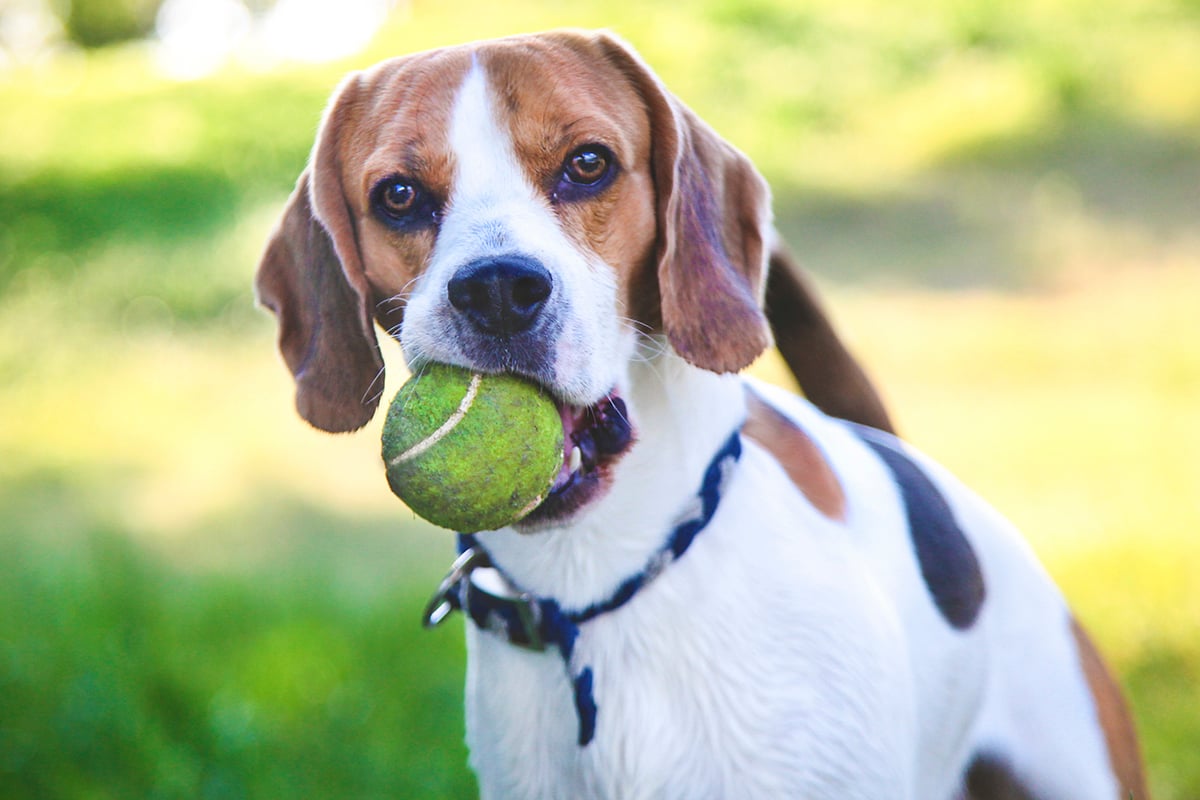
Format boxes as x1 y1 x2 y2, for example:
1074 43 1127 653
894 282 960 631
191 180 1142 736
422 429 743 746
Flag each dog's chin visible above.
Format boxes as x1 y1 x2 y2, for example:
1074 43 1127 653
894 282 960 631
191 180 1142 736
515 391 634 532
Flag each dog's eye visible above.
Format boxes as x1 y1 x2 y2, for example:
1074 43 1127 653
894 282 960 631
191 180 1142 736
371 175 442 230
553 145 617 203
374 177 421 219
564 146 612 186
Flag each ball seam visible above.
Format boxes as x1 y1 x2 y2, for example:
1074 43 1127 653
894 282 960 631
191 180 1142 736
387 371 482 466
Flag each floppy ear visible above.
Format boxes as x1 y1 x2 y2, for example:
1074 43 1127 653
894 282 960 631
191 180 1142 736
254 75 385 433
591 33 895 429
597 34 771 374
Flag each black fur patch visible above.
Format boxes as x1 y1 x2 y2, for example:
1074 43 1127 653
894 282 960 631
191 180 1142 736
855 426 986 630
964 753 1040 800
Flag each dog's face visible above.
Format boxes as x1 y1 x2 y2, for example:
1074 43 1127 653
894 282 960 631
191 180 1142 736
352 38 659 406
257 31 773 524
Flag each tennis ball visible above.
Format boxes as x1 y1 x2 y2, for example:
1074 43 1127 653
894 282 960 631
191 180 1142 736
381 363 564 533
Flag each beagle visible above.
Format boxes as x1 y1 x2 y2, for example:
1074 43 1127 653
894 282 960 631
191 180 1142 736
256 30 1147 800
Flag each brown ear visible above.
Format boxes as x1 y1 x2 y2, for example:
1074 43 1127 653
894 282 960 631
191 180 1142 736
766 240 896 434
597 34 771 373
590 34 893 429
254 75 384 433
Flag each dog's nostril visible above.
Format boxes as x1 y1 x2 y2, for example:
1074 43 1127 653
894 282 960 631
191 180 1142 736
447 277 486 313
447 256 553 336
512 274 552 309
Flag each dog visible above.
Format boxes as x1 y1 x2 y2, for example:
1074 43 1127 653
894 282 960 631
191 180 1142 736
255 30 1146 800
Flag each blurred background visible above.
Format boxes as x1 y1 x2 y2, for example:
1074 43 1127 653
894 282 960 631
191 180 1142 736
1 0 1197 796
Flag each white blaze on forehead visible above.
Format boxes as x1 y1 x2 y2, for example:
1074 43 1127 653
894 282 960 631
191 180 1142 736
400 55 632 406
446 57 541 227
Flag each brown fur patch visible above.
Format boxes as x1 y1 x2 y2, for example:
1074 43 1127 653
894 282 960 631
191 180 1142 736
742 387 846 522
479 34 659 326
587 32 772 373
334 48 471 315
1071 618 1149 799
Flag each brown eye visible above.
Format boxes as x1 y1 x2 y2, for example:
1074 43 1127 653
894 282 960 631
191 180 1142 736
379 179 417 217
371 175 440 229
564 146 612 186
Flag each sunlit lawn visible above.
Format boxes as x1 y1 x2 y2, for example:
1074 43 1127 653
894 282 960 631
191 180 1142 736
1 0 1198 796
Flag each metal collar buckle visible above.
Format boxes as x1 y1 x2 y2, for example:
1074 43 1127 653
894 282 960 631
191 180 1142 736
422 547 489 629
422 545 547 652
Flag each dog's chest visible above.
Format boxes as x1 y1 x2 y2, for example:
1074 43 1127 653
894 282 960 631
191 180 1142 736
461 481 924 800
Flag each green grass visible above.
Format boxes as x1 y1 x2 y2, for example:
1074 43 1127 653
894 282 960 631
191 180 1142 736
1 0 1199 796
0 511 475 799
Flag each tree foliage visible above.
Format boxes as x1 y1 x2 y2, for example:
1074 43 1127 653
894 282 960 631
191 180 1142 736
56 0 164 48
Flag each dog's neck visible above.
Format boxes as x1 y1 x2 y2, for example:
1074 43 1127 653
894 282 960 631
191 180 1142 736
473 346 747 611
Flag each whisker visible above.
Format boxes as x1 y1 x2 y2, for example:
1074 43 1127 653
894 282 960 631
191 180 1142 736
376 275 424 311
377 294 407 312
620 316 655 334
637 350 668 386
359 363 389 410
608 393 634 429
398 360 432 416
625 321 669 363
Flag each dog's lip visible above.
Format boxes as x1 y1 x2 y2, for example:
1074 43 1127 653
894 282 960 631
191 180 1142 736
554 391 631 485
518 389 633 529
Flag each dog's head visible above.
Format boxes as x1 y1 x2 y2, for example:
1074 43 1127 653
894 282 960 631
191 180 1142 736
257 30 772 426
256 30 773 521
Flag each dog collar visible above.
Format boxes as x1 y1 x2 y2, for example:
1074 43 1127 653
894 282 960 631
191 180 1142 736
422 429 743 746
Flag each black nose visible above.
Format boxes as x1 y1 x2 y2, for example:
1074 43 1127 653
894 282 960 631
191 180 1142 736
447 256 553 336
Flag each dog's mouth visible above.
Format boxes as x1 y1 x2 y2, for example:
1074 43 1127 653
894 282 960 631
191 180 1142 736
519 391 634 528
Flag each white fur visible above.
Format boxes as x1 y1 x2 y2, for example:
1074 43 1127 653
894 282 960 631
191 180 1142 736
460 367 1122 800
401 60 1124 800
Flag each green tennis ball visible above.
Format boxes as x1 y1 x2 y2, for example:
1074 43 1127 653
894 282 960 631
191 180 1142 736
381 363 564 533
